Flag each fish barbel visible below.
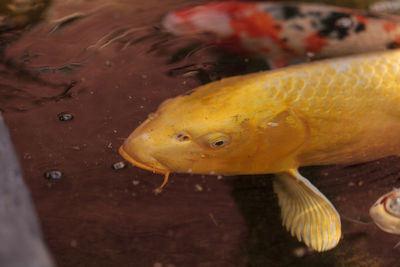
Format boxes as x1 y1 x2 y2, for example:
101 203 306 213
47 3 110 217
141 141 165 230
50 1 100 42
163 1 400 67
120 49 400 252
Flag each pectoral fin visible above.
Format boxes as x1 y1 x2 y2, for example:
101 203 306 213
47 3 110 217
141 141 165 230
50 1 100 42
272 169 341 252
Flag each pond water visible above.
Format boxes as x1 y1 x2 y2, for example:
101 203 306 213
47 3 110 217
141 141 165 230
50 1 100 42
1 0 400 266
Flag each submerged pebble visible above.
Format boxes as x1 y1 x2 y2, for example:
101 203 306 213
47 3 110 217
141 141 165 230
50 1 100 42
44 170 63 179
194 184 203 192
70 240 78 248
72 145 81 151
58 112 74 121
112 161 126 170
292 246 314 257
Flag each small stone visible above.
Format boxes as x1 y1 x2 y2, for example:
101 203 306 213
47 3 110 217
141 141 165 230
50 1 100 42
217 175 223 180
358 180 364 186
293 247 307 257
44 170 63 179
70 240 78 247
195 184 203 192
348 181 355 187
182 70 199 77
112 161 126 170
132 180 140 186
58 112 74 121
72 145 81 151
153 262 162 267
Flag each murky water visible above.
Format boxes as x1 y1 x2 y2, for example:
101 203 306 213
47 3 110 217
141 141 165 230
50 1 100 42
1 0 400 266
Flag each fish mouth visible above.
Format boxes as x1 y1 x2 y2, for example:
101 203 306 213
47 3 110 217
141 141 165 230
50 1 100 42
118 146 169 175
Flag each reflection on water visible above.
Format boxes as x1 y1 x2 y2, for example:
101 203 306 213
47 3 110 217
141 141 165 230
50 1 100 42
0 0 399 266
0 0 50 51
0 0 50 30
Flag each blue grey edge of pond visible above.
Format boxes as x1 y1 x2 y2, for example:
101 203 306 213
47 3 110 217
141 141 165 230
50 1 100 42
0 113 55 267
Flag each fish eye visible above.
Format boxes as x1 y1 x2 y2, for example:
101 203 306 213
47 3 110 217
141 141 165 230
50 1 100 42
206 133 230 149
175 132 190 142
211 139 227 148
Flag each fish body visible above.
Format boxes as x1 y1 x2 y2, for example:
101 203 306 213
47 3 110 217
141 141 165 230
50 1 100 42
163 1 400 67
120 49 400 251
370 188 400 235
122 49 400 175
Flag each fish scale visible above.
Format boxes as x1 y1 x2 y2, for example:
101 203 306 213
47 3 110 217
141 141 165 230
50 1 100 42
284 57 399 119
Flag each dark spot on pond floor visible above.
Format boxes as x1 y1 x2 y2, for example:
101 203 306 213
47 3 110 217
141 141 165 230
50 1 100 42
112 161 127 170
44 170 62 180
58 112 73 121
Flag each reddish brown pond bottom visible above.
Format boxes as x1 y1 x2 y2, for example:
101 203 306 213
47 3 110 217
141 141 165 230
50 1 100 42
1 0 400 266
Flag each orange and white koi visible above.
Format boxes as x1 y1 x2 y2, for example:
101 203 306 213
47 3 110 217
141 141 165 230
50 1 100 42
163 1 400 67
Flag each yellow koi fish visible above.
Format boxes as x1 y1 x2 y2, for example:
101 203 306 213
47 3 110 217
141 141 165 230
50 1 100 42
119 49 400 252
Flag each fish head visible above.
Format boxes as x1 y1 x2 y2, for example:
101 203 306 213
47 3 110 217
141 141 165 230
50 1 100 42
120 76 307 176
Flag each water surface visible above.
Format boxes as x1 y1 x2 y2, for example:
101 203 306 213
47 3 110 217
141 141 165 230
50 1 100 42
1 0 399 266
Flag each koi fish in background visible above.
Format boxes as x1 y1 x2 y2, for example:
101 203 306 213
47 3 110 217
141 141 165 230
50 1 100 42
163 1 400 67
370 188 400 236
